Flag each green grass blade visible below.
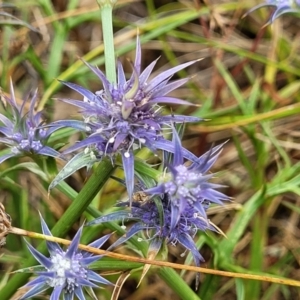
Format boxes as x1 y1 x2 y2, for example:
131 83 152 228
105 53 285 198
159 267 202 300
0 159 114 299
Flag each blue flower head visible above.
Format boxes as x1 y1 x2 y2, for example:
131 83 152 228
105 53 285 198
144 129 229 231
0 81 62 164
87 129 229 288
49 37 200 200
246 0 300 23
19 215 112 300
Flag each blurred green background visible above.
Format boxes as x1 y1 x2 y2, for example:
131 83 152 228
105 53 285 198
1 0 300 299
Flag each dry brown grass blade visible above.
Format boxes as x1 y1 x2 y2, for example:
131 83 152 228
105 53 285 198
111 271 131 300
9 226 300 288
136 245 160 288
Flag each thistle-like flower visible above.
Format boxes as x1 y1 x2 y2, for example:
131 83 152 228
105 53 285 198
87 129 228 288
143 129 229 231
245 0 300 23
0 81 62 164
49 37 200 200
19 216 112 300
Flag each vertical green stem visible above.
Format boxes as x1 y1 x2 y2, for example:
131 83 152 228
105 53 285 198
98 1 116 84
245 207 267 299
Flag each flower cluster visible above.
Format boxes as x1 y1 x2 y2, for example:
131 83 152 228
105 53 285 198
245 0 300 23
1 35 229 294
87 129 229 288
49 37 200 200
20 215 112 300
0 80 62 164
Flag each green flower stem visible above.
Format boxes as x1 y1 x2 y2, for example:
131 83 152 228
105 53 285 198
1 160 114 300
158 267 202 300
57 180 148 256
99 1 116 84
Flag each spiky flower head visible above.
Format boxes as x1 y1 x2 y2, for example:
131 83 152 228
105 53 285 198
245 0 300 23
87 194 213 277
0 81 62 164
19 215 112 300
143 128 229 230
49 37 200 200
87 129 228 288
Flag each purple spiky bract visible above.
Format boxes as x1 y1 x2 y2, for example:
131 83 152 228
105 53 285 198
19 215 112 300
87 129 229 288
49 36 200 201
0 81 63 164
246 0 300 23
